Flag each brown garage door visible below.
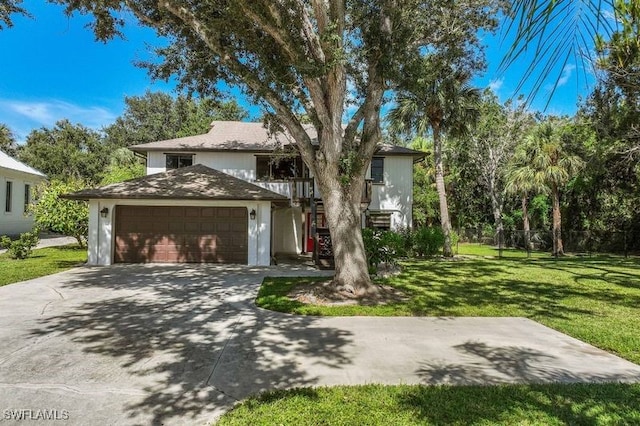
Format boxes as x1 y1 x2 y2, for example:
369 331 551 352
114 206 248 264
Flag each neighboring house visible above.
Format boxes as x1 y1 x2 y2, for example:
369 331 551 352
0 150 46 236
64 121 423 266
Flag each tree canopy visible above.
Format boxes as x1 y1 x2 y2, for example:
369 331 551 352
103 91 249 148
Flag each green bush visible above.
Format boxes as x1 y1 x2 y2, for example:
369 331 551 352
413 226 445 256
362 228 404 273
0 231 40 260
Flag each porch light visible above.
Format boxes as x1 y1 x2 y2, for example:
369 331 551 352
100 207 109 218
249 209 257 220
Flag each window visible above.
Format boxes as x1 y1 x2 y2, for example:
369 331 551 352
256 156 305 180
256 156 271 180
371 157 384 183
24 184 30 213
5 181 12 213
166 154 193 170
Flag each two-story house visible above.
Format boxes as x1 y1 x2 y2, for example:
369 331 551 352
65 121 423 266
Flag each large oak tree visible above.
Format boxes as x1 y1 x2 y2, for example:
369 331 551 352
49 0 502 295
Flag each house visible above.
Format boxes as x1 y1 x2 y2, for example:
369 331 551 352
0 150 46 236
64 121 423 266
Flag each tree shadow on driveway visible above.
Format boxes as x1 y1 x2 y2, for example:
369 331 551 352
27 265 352 425
417 340 640 386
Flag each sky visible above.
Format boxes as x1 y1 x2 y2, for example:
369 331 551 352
0 2 595 143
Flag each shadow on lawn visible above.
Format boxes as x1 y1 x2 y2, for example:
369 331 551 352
29 265 351 425
400 258 640 317
534 257 640 291
397 382 640 425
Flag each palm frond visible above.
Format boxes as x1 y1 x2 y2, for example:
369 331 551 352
501 0 616 107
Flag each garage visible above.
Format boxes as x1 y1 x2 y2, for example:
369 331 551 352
114 206 248 264
61 165 287 266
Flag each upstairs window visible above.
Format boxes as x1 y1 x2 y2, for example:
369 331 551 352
166 154 193 170
371 157 384 183
256 156 305 181
24 184 30 213
5 181 12 213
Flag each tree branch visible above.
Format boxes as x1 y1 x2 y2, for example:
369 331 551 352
159 0 317 165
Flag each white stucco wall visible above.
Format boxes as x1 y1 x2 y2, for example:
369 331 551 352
272 207 303 254
147 151 257 181
0 168 45 236
367 156 414 230
87 199 272 266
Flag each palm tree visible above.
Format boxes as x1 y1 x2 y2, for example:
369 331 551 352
505 145 547 251
389 65 480 257
508 121 584 256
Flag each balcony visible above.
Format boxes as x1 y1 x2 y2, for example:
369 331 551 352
254 177 372 209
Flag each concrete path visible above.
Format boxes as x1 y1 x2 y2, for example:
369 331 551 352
0 265 639 425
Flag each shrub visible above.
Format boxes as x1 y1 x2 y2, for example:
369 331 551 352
413 226 445 257
31 180 88 248
0 231 40 260
362 228 403 273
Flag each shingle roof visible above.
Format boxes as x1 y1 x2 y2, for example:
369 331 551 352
129 121 314 153
129 121 424 159
62 164 288 201
0 150 46 177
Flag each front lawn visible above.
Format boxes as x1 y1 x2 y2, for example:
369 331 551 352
236 252 640 424
257 254 640 364
219 383 640 425
0 245 86 287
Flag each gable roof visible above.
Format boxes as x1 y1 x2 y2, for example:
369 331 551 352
0 150 46 177
129 121 424 159
62 164 288 201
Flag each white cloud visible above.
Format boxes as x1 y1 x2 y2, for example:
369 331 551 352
0 98 117 142
557 64 576 87
488 78 504 93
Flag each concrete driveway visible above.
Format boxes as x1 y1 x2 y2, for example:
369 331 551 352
1 265 639 425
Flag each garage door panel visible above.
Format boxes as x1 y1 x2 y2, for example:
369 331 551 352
115 206 248 264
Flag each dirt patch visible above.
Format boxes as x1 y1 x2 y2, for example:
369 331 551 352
287 279 410 306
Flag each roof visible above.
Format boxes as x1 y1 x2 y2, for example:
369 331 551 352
0 150 46 177
130 121 424 159
62 164 289 201
129 121 314 153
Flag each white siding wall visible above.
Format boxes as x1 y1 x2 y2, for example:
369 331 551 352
0 169 45 236
368 156 414 230
87 199 272 266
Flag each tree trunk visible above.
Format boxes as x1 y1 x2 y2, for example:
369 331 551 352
551 184 563 256
488 176 503 248
521 194 531 250
316 169 378 297
433 123 453 257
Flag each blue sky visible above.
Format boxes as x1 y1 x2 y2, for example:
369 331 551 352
0 2 593 142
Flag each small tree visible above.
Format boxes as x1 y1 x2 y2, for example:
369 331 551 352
31 180 89 248
508 121 585 256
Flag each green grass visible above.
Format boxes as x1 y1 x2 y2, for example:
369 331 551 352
219 383 640 425
456 242 550 259
257 249 640 364
233 246 640 424
0 245 86 286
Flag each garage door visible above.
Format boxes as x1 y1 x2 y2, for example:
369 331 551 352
114 206 248 264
